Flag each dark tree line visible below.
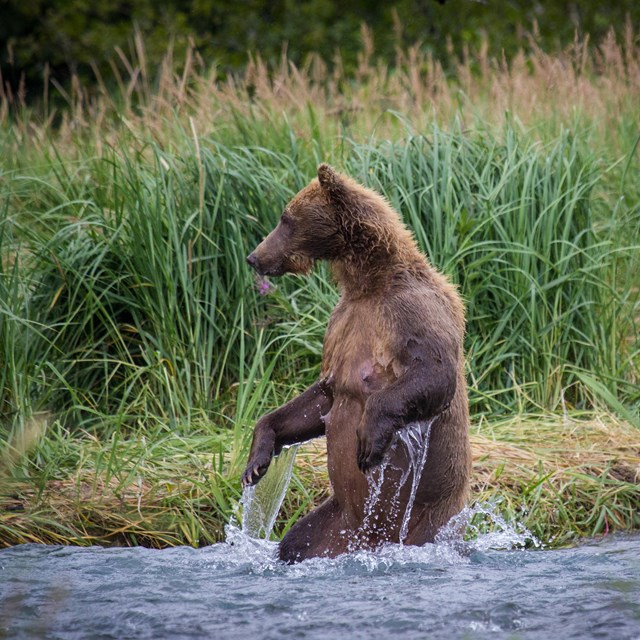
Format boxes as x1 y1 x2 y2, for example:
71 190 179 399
1 0 638 101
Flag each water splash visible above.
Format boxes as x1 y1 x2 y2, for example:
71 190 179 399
397 420 433 543
227 423 537 571
223 521 279 570
221 498 538 576
438 501 541 551
359 419 434 544
238 444 298 540
356 460 388 546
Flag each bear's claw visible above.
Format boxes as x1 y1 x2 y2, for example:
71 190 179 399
241 460 270 487
356 423 393 473
356 434 381 472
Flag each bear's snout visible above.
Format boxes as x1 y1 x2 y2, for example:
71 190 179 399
246 249 287 276
246 253 259 270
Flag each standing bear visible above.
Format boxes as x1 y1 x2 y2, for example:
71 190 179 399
243 164 471 563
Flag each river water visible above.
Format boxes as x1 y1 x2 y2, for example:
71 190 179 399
1 527 639 640
2 441 639 639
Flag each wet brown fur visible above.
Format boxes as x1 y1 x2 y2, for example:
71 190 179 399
244 164 471 563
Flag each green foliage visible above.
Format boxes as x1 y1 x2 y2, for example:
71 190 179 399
5 145 312 430
1 49 638 546
354 125 638 412
1 119 638 439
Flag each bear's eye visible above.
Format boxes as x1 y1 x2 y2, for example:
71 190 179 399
280 212 293 227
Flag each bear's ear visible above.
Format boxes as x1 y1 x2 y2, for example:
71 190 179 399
317 163 343 196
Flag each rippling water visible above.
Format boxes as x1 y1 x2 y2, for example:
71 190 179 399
1 527 639 640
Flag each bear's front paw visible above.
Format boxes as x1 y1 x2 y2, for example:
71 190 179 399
356 422 393 473
241 452 272 487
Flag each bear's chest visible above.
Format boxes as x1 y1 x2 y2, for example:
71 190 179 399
321 300 401 399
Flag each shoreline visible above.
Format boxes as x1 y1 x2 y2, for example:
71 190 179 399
2 412 638 550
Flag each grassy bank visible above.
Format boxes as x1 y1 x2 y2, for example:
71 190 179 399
2 413 638 548
1 30 639 548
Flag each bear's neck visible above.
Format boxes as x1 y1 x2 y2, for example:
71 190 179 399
330 237 427 299
327 196 429 298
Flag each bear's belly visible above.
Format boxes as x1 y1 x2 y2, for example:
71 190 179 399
321 351 400 518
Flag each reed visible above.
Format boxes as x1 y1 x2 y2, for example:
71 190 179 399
2 125 636 427
350 126 639 413
2 25 640 160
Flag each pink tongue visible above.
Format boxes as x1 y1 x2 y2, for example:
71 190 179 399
256 276 272 296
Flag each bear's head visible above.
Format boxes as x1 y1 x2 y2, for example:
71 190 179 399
246 164 348 277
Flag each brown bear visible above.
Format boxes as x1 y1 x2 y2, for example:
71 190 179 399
242 164 471 563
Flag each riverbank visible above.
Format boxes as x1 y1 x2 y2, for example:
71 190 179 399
1 412 638 549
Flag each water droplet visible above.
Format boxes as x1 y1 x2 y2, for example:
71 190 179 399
356 419 435 547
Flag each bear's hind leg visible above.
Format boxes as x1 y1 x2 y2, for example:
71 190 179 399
403 498 466 546
278 496 349 563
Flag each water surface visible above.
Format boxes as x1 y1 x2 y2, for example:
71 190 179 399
2 529 639 639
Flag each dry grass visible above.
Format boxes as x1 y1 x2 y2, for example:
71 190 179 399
470 414 640 542
293 413 640 546
1 465 226 548
2 413 638 548
2 25 640 158
472 413 640 483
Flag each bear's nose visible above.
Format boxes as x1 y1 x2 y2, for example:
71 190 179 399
246 253 258 269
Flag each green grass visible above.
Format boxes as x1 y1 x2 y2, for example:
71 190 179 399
2 124 636 425
1 33 639 548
